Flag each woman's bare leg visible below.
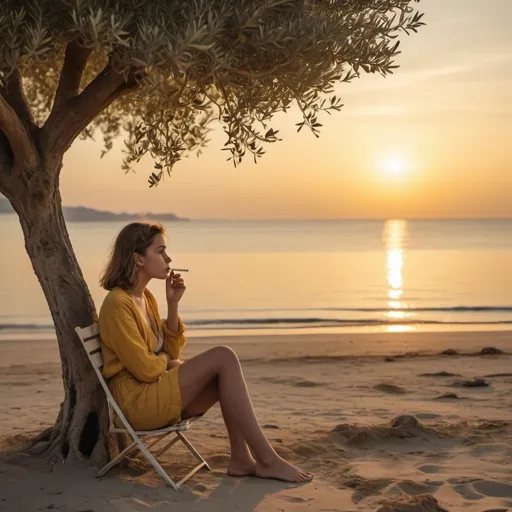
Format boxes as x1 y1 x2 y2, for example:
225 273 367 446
181 378 256 476
178 346 313 483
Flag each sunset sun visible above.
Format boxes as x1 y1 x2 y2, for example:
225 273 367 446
384 156 406 176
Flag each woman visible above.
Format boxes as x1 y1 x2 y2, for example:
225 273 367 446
98 221 313 483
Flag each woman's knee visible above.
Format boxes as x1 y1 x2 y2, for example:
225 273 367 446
210 345 240 368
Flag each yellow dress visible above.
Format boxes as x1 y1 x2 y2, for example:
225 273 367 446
98 287 187 430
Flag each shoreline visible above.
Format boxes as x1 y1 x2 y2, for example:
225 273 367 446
1 329 510 363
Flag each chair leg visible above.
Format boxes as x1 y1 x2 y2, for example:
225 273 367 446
136 441 181 491
97 420 209 490
153 433 181 458
145 432 172 451
177 432 211 470
176 460 209 488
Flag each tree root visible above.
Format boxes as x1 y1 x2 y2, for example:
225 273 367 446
0 426 53 462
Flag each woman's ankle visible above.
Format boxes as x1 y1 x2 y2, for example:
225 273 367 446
253 449 280 467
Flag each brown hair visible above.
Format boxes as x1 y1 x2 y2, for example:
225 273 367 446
100 221 166 291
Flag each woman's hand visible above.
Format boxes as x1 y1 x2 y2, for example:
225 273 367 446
166 271 186 303
162 352 173 369
162 352 183 370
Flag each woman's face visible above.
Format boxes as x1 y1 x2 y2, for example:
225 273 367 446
138 233 172 280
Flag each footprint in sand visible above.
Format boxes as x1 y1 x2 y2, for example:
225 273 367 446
452 483 485 500
470 443 508 456
473 480 512 498
390 479 441 496
417 464 440 474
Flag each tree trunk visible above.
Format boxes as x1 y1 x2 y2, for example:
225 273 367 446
8 162 110 467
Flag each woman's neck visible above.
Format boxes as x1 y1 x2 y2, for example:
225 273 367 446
129 275 150 299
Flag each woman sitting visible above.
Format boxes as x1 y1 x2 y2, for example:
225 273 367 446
98 221 313 483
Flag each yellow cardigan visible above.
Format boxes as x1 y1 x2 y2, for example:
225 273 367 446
98 287 187 430
99 287 186 382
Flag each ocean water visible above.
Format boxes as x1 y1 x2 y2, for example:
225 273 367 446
1 214 511 338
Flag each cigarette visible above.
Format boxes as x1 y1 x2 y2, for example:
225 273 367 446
171 268 189 272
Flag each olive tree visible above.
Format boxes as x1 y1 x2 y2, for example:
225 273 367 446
0 0 424 466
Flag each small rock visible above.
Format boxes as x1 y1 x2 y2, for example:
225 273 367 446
462 378 489 388
440 349 458 356
263 424 280 430
374 383 407 394
435 393 460 400
420 371 459 377
478 347 504 355
391 415 420 428
385 357 396 362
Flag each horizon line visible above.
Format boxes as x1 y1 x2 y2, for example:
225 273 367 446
2 211 512 222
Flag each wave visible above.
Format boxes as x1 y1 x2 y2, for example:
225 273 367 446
0 323 55 331
1 316 511 332
188 318 512 328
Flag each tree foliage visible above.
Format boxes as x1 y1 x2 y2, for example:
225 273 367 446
0 0 424 186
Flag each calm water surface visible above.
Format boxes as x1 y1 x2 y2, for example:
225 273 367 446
1 215 511 338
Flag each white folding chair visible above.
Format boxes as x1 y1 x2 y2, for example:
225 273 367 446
75 323 210 490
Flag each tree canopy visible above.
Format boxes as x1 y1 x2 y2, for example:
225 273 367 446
0 0 424 185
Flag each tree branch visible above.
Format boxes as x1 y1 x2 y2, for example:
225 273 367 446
51 42 93 113
0 94 39 171
2 70 37 132
41 63 129 155
106 73 141 105
0 132 14 197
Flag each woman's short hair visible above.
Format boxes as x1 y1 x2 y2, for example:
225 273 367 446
100 221 166 290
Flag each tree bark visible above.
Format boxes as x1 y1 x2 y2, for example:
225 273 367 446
8 166 111 467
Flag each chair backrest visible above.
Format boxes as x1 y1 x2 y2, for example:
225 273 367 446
76 323 104 368
75 323 125 431
75 323 113 401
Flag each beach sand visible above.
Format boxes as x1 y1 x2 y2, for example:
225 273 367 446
1 330 512 511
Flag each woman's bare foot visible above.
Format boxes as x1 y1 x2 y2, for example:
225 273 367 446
227 456 257 477
255 456 313 483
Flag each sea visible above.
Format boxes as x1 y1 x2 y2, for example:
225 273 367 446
1 214 511 339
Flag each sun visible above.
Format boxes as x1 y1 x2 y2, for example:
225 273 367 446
384 156 405 175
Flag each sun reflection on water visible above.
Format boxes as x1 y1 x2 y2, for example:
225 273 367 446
383 219 415 332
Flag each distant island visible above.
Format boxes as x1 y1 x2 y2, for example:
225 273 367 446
0 198 188 222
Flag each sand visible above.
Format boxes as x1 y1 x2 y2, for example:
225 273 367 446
1 329 512 511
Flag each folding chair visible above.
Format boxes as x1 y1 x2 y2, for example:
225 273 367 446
75 323 210 490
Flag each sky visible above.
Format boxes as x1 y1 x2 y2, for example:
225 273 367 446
60 0 512 220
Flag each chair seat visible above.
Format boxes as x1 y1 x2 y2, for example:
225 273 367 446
110 416 200 436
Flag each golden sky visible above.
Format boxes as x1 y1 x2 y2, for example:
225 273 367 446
61 0 512 220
